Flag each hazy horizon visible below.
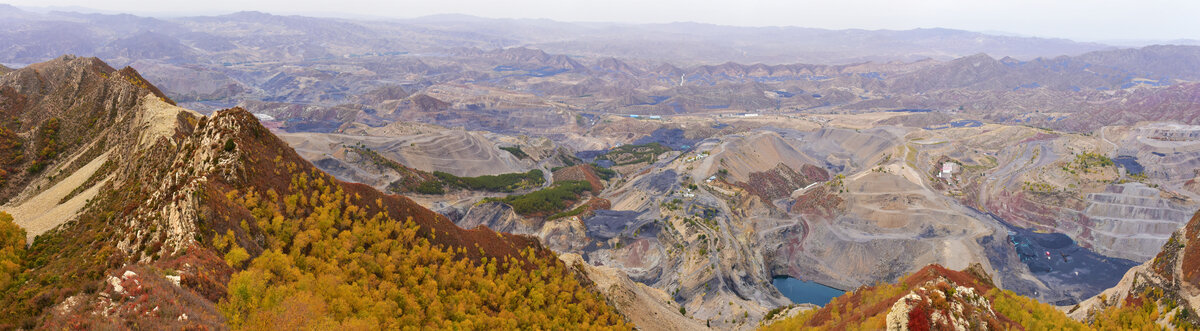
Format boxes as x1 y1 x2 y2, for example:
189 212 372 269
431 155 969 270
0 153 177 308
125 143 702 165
5 0 1199 44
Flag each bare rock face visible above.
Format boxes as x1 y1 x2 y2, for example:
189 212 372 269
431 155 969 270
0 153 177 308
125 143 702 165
536 217 591 252
458 201 538 234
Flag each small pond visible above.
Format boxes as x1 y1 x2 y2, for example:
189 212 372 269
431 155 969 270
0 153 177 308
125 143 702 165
772 276 844 306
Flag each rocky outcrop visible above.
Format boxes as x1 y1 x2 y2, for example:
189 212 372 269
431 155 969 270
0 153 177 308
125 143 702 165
885 278 999 330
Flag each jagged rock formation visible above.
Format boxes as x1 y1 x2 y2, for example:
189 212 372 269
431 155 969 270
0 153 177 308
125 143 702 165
884 275 999 330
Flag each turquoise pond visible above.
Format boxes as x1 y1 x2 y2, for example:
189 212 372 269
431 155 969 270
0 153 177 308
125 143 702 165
772 276 845 306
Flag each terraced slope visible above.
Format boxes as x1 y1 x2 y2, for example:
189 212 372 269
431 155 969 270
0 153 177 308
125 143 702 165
280 128 530 177
1084 183 1194 261
1116 123 1200 194
1068 208 1200 329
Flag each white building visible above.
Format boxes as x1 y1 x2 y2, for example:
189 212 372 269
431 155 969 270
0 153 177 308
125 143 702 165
939 162 960 179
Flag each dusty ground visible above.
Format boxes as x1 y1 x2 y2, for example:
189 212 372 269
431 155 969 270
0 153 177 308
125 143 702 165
2 152 110 241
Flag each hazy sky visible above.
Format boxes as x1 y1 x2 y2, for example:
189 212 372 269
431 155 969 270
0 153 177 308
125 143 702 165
8 0 1199 42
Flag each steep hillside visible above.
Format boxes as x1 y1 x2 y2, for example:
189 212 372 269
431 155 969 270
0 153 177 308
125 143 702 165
0 55 176 234
0 57 629 329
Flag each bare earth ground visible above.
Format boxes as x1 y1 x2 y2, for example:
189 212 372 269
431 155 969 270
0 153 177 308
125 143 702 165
2 152 110 242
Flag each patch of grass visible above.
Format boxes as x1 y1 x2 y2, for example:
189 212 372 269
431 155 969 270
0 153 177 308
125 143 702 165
360 143 544 194
905 144 918 169
499 146 529 160
591 164 618 180
1071 152 1113 174
597 143 671 166
435 169 544 193
487 180 593 216
351 147 445 194
763 305 797 322
548 204 589 220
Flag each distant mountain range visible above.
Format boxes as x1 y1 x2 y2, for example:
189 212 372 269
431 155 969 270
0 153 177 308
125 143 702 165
0 4 1127 66
0 4 1196 133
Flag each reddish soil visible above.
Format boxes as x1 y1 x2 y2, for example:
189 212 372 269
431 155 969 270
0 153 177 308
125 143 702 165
553 164 605 191
1185 176 1200 196
789 185 845 220
737 163 826 202
800 164 831 182
1020 132 1060 144
1180 211 1200 288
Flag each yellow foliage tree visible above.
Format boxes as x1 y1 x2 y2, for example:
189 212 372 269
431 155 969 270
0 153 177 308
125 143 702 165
218 170 629 330
0 211 25 288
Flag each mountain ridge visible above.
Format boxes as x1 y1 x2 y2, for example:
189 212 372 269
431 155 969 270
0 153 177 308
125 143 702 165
0 56 630 329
